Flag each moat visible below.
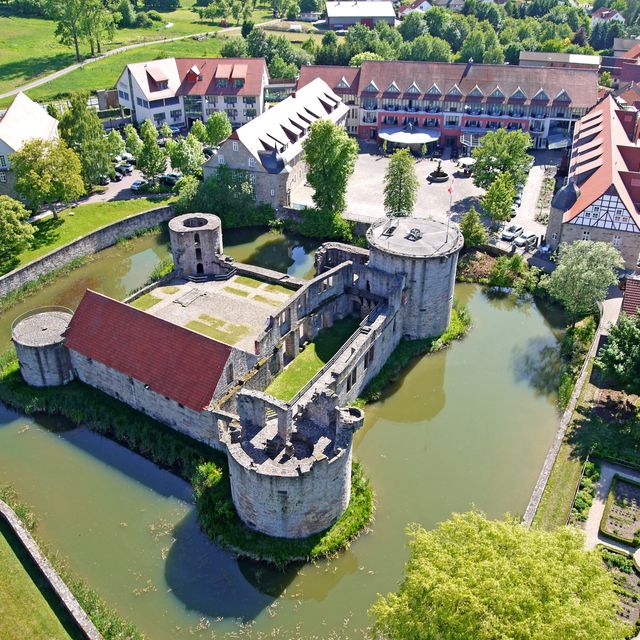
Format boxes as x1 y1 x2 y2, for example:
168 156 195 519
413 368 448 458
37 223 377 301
0 228 564 638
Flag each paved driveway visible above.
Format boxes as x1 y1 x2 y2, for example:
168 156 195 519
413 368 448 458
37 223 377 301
292 146 484 223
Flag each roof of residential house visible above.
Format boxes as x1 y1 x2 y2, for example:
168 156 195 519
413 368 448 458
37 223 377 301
592 7 624 20
622 276 640 316
64 290 232 411
563 95 640 227
121 58 268 101
616 81 640 107
222 77 348 173
325 0 396 19
518 51 601 67
0 92 58 153
297 60 599 107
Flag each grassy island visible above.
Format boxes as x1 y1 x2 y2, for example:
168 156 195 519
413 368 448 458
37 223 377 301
0 351 373 567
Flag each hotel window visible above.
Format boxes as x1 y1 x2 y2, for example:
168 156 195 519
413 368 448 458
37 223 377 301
0 171 6 183
234 79 244 88
593 206 600 212
224 97 237 105
243 96 256 104
118 89 129 101
169 109 182 120
248 158 255 167
582 230 591 240
551 232 557 240
153 112 165 124
205 96 216 105
218 155 225 165
232 141 239 151
613 235 621 247
218 78 228 88
250 175 256 184
0 155 5 168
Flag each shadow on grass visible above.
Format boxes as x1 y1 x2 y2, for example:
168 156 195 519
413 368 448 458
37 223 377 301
314 316 361 362
450 195 483 222
0 52 76 87
30 217 64 251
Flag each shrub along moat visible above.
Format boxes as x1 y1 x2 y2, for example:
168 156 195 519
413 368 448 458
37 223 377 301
0 351 372 568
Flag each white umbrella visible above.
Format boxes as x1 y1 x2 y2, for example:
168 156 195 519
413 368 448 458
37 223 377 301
458 157 476 167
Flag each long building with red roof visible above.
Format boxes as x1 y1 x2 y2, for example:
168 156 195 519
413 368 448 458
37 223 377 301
297 59 599 151
547 95 640 268
116 57 269 129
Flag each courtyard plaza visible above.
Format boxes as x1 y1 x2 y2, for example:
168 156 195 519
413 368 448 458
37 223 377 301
129 274 293 350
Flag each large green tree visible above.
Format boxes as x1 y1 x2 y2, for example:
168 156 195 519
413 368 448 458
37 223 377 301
10 139 85 216
370 511 627 640
472 128 532 189
482 171 515 224
596 310 640 389
302 119 358 217
166 133 204 176
0 195 35 272
59 92 111 186
205 111 232 146
459 206 487 248
548 241 623 320
137 119 166 181
384 148 419 217
123 123 143 157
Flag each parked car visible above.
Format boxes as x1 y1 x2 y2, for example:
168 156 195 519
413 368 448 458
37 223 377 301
501 224 524 241
169 125 181 135
98 174 111 185
203 147 214 159
514 193 522 206
514 233 538 248
159 173 179 186
510 203 519 218
111 171 123 182
115 163 133 175
131 179 148 192
121 152 134 162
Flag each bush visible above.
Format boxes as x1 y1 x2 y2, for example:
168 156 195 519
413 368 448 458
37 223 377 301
570 460 600 523
135 11 153 27
602 548 634 574
147 9 163 20
296 208 353 242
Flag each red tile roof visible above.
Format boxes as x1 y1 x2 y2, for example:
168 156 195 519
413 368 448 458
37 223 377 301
622 277 640 316
592 7 623 20
175 58 267 97
65 290 232 412
298 60 599 107
564 95 640 229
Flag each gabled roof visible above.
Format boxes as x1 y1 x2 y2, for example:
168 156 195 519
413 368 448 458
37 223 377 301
563 95 640 230
120 58 268 100
326 0 395 18
622 276 640 317
592 7 624 20
64 290 232 411
468 84 484 97
0 92 58 153
297 61 598 107
385 80 401 93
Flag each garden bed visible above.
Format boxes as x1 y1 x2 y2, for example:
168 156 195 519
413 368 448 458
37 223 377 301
601 548 640 631
600 475 640 546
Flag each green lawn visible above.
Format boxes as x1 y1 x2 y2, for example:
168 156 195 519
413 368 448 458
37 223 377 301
266 317 360 402
12 197 172 271
0 522 76 640
131 293 162 310
0 0 273 105
235 275 263 288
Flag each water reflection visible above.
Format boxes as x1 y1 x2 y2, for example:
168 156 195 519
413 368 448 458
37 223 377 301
512 338 564 398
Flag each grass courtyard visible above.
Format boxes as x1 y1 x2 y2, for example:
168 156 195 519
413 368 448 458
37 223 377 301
266 316 360 402
0 520 76 640
8 197 173 274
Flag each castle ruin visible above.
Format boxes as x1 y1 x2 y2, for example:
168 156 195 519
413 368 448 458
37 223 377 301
12 213 462 539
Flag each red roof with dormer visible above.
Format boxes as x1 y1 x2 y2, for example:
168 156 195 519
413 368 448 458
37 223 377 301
64 290 232 411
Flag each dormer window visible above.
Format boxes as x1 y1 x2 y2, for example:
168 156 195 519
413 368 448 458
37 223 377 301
447 84 462 97
363 80 379 93
218 78 228 88
427 83 442 96
510 87 527 101
468 84 483 98
532 88 549 101
406 82 421 94
554 89 571 102
157 80 168 90
489 86 504 99
336 76 351 89
386 81 401 94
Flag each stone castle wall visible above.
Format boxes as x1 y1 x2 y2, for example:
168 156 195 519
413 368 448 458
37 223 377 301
0 205 175 299
226 441 352 539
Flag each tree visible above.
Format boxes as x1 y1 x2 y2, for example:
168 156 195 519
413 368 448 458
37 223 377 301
159 122 173 140
399 11 425 41
459 206 487 248
349 51 384 66
137 120 166 181
118 0 136 27
302 119 358 217
221 37 248 57
190 119 208 144
106 129 125 158
0 196 35 272
166 133 204 175
205 111 232 146
58 92 111 186
241 19 253 38
600 70 613 87
482 171 515 224
596 311 640 389
472 128 532 189
458 29 485 62
80 0 116 56
370 511 627 640
384 148 419 217
46 0 85 62
268 54 298 79
10 139 85 216
548 241 623 320
124 123 143 157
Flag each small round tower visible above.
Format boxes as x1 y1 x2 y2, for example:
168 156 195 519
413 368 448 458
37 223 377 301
367 217 463 339
169 213 223 277
11 308 74 387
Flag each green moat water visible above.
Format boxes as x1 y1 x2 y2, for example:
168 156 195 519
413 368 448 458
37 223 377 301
0 229 564 638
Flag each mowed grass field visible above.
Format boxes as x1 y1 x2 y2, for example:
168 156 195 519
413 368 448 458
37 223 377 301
0 0 272 101
0 522 76 640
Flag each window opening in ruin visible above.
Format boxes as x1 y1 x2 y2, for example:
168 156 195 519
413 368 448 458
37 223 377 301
194 233 200 245
366 280 371 292
227 363 234 383
196 247 202 260
196 263 204 274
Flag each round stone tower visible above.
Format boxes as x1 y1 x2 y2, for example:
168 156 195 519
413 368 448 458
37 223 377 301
169 213 224 277
11 308 74 387
367 217 463 339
